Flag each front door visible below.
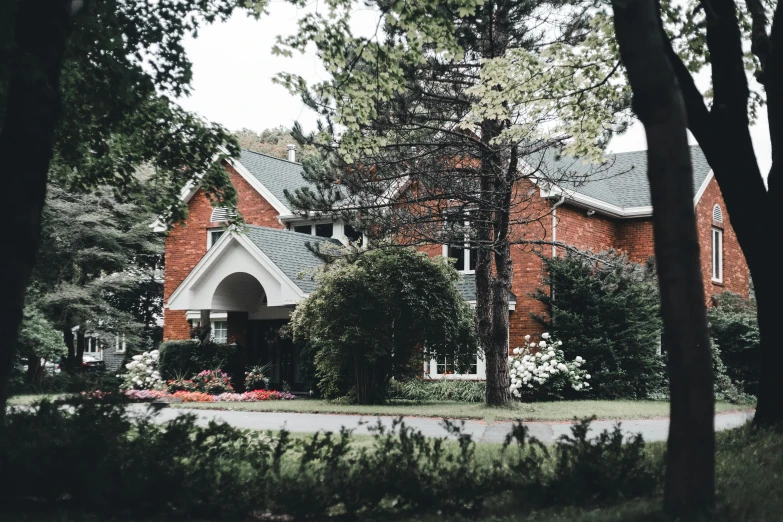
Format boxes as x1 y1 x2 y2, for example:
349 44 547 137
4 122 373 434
247 320 302 391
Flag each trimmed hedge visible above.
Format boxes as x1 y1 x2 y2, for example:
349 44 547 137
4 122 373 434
158 340 242 388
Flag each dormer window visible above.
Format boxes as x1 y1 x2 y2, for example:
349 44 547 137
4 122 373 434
292 221 334 238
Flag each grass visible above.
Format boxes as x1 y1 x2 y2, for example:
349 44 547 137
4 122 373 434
6 394 63 406
172 398 752 422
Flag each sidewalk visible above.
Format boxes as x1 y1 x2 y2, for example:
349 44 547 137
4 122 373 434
127 404 754 444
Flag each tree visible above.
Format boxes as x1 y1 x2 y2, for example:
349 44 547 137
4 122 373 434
291 248 478 404
16 304 66 386
0 0 264 415
30 184 163 371
533 251 665 400
276 0 627 404
234 126 318 161
611 0 715 518
652 0 783 428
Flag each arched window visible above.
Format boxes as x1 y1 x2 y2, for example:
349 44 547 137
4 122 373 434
210 207 236 223
712 204 723 223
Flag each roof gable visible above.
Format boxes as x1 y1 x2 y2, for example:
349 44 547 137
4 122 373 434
532 145 712 211
243 225 340 294
235 150 316 213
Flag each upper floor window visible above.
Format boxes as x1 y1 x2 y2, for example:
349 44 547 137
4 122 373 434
712 227 723 282
712 204 724 223
207 228 224 249
292 222 334 238
443 215 476 273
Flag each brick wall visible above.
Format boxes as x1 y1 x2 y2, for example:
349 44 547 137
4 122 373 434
162 163 285 341
695 176 749 301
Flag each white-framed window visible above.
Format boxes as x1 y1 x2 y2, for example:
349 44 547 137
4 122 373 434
292 221 334 238
212 321 228 344
424 353 484 379
207 228 225 249
442 215 476 274
115 334 126 354
712 227 723 282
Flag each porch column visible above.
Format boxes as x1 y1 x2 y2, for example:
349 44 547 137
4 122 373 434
200 309 211 328
227 311 249 391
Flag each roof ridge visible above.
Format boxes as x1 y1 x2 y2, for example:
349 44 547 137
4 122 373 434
240 148 302 166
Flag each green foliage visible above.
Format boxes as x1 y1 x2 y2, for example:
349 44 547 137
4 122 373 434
8 372 123 396
389 379 487 403
708 292 760 394
533 251 667 400
234 126 319 161
157 340 242 388
292 248 478 404
245 364 272 391
0 398 660 520
541 418 660 506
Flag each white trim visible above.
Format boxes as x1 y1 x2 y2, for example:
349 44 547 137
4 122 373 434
534 167 715 219
165 229 307 310
225 156 292 215
693 170 715 205
466 300 515 311
711 227 723 283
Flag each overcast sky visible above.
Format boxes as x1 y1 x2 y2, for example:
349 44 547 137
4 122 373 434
178 4 772 174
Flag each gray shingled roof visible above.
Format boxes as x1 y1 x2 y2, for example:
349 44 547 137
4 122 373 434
237 150 314 211
456 274 516 303
533 145 712 209
243 225 338 293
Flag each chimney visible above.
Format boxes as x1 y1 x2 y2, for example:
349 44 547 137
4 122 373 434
287 144 297 162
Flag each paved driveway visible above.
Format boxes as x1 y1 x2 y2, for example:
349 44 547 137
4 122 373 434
127 404 754 444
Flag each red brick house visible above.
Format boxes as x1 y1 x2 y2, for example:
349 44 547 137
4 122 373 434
159 145 748 384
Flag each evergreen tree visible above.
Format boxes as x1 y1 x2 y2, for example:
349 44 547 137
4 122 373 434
533 251 665 399
277 0 627 404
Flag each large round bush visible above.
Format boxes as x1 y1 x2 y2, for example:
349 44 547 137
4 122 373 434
292 248 478 404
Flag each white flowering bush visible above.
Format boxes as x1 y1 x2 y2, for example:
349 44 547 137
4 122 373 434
120 350 164 391
508 333 591 401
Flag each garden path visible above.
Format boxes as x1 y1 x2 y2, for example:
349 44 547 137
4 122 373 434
126 404 753 444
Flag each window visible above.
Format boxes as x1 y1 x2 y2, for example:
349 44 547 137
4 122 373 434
212 321 228 344
207 229 224 249
315 223 333 238
444 214 476 273
712 227 723 282
344 224 363 245
115 334 126 354
432 355 478 376
293 222 335 238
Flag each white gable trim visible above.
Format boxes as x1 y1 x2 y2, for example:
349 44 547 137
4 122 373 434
224 156 292 215
150 148 292 232
693 170 715 205
165 229 306 311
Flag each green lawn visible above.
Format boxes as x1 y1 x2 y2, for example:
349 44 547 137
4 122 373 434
173 398 752 422
6 394 63 406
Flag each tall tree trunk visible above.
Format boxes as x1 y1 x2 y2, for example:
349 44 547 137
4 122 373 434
0 0 73 419
612 0 715 519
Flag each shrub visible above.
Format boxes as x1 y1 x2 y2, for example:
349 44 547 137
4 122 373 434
708 292 760 394
292 248 478 404
245 364 271 391
389 379 486 402
508 333 591 401
191 369 234 394
158 340 242 387
533 251 667 400
166 376 196 393
0 398 658 520
120 350 164 391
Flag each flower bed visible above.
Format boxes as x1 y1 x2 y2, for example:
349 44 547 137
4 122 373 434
124 389 297 402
